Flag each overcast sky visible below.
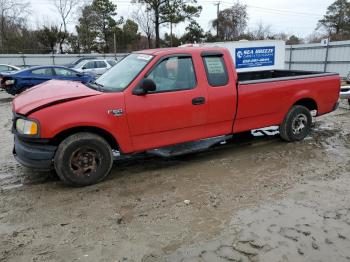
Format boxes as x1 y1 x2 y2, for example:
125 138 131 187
28 0 335 38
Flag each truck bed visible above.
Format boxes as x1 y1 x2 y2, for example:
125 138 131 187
238 70 337 84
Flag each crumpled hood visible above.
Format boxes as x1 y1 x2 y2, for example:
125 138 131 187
13 80 101 115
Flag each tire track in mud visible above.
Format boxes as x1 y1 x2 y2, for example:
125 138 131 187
163 176 350 262
1 89 350 261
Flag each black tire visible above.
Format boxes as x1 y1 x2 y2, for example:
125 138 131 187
279 105 312 142
348 99 350 106
54 132 113 186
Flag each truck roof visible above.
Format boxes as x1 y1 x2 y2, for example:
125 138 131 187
134 46 227 56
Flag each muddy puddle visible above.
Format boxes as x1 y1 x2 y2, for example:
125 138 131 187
165 176 350 262
1 90 350 261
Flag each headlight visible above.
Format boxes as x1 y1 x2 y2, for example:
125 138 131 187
16 118 39 135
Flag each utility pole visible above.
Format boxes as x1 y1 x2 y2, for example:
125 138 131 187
215 2 220 39
113 31 117 57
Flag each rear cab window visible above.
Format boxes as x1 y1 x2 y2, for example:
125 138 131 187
202 55 229 87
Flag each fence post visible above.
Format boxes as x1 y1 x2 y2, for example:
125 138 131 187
288 45 293 70
21 54 26 66
324 39 330 72
52 54 55 65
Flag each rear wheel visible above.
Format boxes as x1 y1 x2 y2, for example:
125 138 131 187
279 105 312 142
54 132 113 186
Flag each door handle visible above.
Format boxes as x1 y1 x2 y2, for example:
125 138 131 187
192 97 205 105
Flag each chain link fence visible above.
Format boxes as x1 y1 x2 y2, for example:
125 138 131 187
0 53 128 67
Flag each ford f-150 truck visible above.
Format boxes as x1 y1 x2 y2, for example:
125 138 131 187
12 47 340 186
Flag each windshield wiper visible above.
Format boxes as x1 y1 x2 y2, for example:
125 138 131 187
86 81 104 91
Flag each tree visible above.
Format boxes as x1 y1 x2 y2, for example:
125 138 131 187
212 2 248 41
162 32 181 47
120 19 141 50
0 0 30 51
76 0 122 53
250 22 273 40
305 31 326 43
91 0 121 52
134 0 201 47
67 33 80 53
204 31 217 42
76 5 98 52
132 7 154 48
317 0 350 38
161 0 202 46
36 25 61 53
181 21 204 43
50 0 80 53
286 35 302 45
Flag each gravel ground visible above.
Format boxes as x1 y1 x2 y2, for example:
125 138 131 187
0 90 350 262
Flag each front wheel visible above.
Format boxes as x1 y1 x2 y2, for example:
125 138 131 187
54 132 113 186
279 105 312 142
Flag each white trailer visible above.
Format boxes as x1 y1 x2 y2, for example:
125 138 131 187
202 40 286 72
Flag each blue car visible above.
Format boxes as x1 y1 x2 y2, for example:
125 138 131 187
0 65 95 95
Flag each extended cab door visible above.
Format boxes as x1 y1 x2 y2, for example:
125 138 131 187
125 54 208 151
200 51 237 136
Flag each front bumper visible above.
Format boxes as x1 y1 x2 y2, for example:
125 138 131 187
13 135 57 170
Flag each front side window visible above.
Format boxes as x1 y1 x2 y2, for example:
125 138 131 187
94 53 153 92
146 56 196 93
203 56 229 86
54 68 77 77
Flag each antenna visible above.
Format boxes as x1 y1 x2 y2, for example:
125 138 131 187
214 2 220 38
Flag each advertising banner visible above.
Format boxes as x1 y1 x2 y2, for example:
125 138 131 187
235 46 275 69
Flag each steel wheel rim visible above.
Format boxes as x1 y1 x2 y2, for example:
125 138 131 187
70 147 100 176
292 114 308 135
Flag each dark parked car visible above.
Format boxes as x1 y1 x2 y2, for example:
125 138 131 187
0 66 95 95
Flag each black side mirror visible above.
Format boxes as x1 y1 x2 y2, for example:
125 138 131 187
133 78 156 95
82 67 87 70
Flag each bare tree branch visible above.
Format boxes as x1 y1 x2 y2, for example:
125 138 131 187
132 7 154 48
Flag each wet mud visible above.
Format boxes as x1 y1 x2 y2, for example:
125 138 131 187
1 90 350 261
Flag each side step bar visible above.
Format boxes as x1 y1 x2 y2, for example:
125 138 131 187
147 135 232 158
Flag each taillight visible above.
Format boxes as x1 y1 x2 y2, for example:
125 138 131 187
4 79 15 86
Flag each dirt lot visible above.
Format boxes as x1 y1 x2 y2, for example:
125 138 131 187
1 90 350 262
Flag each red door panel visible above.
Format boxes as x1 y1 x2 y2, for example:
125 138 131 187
125 55 208 152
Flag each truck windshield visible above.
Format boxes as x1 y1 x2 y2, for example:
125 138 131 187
94 53 153 92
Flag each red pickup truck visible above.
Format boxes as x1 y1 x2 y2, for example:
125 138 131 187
12 47 340 186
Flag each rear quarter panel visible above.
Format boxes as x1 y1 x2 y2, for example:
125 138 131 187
233 74 340 133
